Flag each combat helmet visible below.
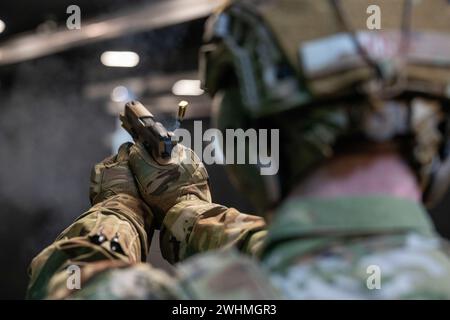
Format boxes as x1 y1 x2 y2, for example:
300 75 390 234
200 0 450 213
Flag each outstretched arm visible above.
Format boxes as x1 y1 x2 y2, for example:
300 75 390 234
27 142 267 298
27 144 155 299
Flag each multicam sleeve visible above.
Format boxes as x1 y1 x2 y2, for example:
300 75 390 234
159 196 267 263
27 194 155 299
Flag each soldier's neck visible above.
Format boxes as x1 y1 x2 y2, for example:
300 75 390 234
289 149 421 203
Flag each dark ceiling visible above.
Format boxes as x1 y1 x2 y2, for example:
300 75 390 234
0 0 155 40
0 0 206 83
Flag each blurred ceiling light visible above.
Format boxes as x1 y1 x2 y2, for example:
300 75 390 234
85 22 109 38
0 20 5 34
172 79 204 96
111 86 130 102
101 51 140 67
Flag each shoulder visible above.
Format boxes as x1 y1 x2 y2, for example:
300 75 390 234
67 262 183 299
68 250 281 300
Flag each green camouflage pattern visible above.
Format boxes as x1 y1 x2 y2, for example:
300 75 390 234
52 261 183 300
129 143 211 226
89 142 141 205
27 194 267 299
201 0 450 212
175 249 280 299
160 198 266 263
28 191 450 299
25 0 450 301
168 196 450 299
27 193 154 299
26 138 450 300
267 232 450 299
61 250 280 300
27 142 267 299
262 196 450 299
126 142 267 263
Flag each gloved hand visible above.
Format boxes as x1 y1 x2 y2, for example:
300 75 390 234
128 142 211 225
89 142 140 205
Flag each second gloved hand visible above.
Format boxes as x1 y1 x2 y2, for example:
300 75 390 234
128 142 211 225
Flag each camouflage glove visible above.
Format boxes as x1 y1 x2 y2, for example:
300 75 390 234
89 142 140 205
128 142 211 225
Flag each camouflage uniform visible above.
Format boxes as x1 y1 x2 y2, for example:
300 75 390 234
27 0 450 299
27 143 266 299
27 142 450 299
72 196 450 299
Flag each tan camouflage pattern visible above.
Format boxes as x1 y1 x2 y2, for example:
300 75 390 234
27 186 450 299
258 0 450 61
129 143 212 226
55 250 280 300
27 135 450 299
28 154 450 300
90 142 141 205
127 142 266 263
174 249 281 299
159 198 266 263
164 196 450 299
259 196 450 299
27 194 267 299
27 194 154 299
27 141 267 299
50 261 183 300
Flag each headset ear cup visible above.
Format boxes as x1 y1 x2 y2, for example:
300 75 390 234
424 156 450 208
211 87 282 214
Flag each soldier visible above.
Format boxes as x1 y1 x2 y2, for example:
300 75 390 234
28 0 450 299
